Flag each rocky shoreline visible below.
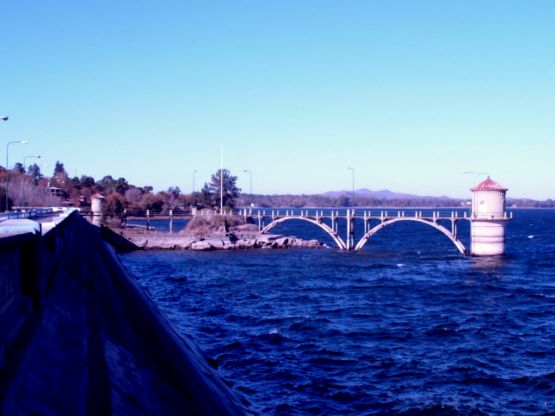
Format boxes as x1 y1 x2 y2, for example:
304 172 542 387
118 229 326 251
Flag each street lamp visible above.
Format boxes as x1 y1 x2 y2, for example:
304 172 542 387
24 155 41 172
0 116 8 121
347 167 355 205
5 140 28 211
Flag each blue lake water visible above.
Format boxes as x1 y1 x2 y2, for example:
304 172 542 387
121 209 555 415
126 218 190 232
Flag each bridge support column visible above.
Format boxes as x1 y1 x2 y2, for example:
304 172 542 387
451 219 457 239
346 209 355 250
363 212 368 234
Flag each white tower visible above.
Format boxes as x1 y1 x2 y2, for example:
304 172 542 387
470 177 509 256
91 193 105 227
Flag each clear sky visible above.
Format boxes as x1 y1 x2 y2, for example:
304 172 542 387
1 1 554 199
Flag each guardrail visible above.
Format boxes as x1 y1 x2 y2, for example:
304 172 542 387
0 207 78 222
0 208 59 222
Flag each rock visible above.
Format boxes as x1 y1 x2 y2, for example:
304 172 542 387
115 227 326 251
180 239 194 250
232 223 259 232
274 237 289 248
298 239 324 248
181 214 247 237
236 239 256 249
136 238 148 248
256 235 278 247
191 240 214 251
210 239 227 250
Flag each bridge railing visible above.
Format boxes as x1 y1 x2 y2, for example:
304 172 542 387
0 207 60 222
237 208 475 220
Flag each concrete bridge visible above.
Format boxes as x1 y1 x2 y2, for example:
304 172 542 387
239 208 511 255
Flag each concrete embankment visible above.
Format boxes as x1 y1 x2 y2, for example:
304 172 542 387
0 212 249 415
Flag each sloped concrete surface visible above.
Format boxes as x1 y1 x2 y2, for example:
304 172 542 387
0 214 248 415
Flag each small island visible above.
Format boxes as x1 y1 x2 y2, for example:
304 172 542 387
117 213 325 251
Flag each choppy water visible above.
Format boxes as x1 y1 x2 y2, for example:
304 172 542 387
121 209 555 415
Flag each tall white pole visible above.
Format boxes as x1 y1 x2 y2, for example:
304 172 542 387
22 155 41 207
192 169 197 193
243 170 252 194
6 140 28 211
348 167 355 206
220 146 224 214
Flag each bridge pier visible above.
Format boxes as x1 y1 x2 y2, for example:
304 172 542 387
363 212 369 234
331 212 337 234
346 209 355 250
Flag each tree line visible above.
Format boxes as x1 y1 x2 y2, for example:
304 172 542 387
0 162 242 215
1 161 553 214
236 194 555 208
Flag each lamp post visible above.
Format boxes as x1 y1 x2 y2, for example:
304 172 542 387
24 155 41 172
347 167 355 206
243 169 252 195
243 169 253 208
192 170 198 193
5 140 28 211
21 155 41 207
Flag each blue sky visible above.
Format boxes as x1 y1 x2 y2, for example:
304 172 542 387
1 1 553 199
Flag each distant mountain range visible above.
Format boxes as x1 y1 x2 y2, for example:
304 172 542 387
323 188 452 200
238 189 553 208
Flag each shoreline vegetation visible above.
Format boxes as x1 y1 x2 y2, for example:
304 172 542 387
2 162 553 216
115 213 326 251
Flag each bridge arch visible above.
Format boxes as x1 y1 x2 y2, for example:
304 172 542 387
354 217 467 255
260 216 347 250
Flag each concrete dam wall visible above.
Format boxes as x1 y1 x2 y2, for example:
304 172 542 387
0 212 248 415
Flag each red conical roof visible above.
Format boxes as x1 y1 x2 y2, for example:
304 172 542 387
470 176 508 192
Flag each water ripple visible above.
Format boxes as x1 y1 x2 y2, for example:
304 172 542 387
122 209 555 415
